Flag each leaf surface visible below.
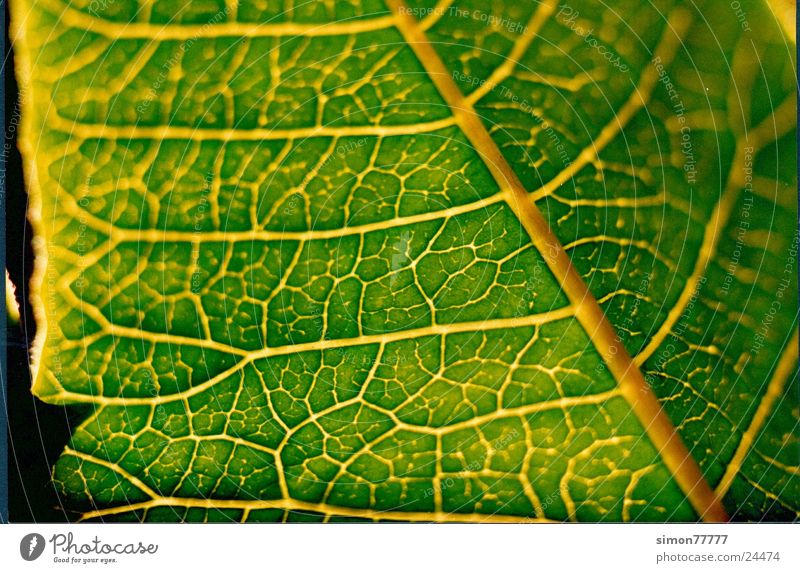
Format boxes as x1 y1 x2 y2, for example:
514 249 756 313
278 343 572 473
12 0 798 522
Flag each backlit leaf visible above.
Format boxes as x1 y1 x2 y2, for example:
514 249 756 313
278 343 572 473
12 0 797 522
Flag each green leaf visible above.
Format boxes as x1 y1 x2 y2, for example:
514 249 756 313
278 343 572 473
12 0 797 522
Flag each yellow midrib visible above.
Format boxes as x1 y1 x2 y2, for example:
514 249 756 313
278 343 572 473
385 0 729 522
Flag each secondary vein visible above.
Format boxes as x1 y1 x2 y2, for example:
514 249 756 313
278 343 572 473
713 329 799 502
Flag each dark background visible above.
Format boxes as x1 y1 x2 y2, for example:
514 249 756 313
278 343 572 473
4 2 78 522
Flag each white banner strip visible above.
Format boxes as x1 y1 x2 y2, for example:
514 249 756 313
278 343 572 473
1 523 798 572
